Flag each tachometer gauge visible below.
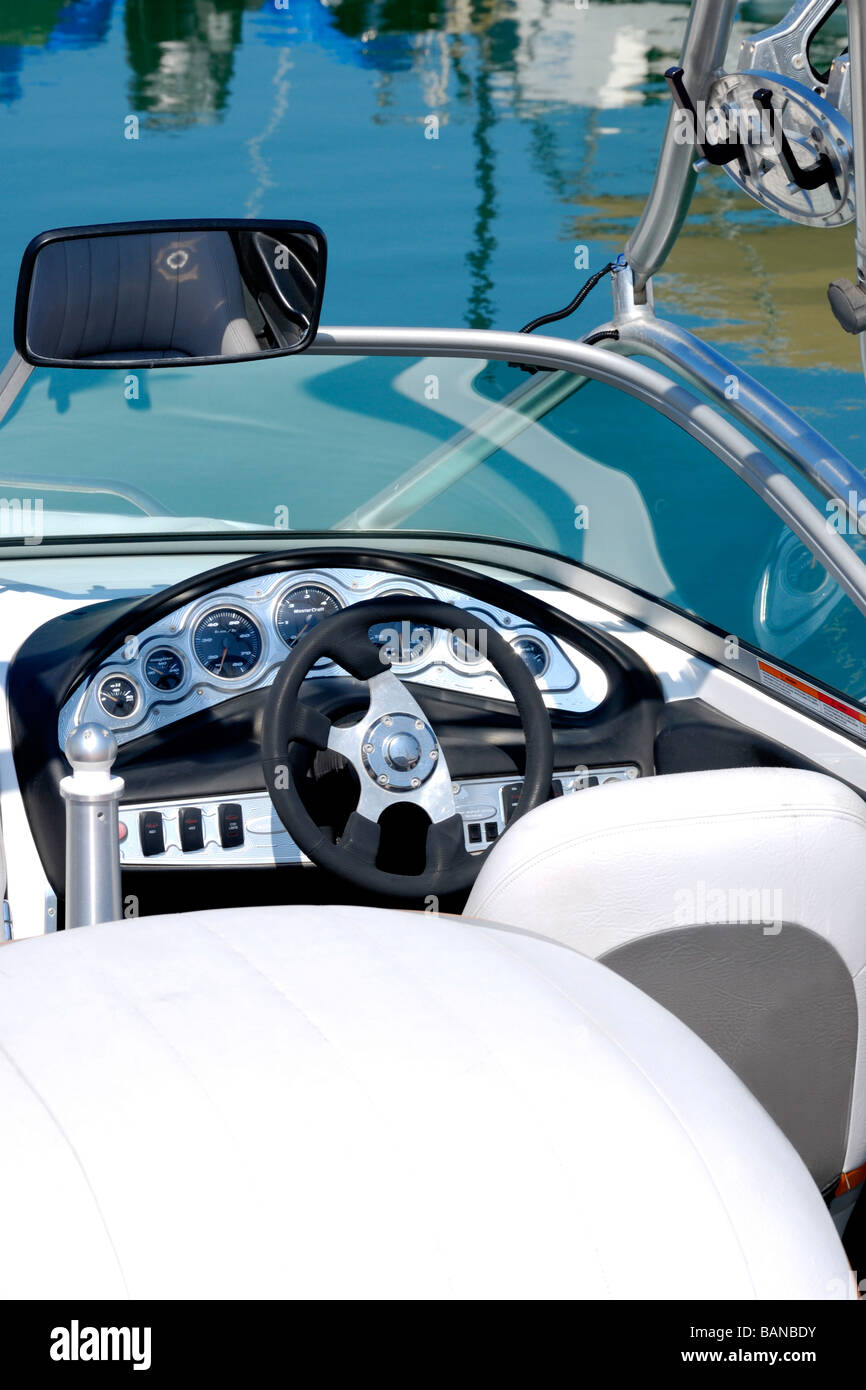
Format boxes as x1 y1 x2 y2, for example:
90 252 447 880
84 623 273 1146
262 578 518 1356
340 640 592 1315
511 636 550 678
97 673 140 719
275 584 342 649
143 647 185 691
193 608 262 679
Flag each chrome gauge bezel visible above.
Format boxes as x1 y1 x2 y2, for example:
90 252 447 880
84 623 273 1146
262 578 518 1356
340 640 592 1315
272 581 344 664
142 644 188 693
510 634 550 678
191 603 265 683
366 587 441 672
96 671 142 720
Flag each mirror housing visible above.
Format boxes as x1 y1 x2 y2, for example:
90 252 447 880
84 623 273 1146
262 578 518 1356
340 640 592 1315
14 219 327 369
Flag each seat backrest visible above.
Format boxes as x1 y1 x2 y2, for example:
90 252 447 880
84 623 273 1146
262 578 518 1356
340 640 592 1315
465 766 866 1194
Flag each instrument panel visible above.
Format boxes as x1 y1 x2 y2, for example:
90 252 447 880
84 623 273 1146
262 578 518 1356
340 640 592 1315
59 567 610 748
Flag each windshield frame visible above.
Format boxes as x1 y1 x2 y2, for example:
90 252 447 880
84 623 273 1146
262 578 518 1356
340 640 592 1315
1 325 865 625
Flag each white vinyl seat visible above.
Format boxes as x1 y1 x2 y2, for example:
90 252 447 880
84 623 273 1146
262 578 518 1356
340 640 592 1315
0 905 854 1299
465 766 866 1196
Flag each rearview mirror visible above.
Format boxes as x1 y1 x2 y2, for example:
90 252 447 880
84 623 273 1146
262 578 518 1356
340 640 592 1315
14 219 327 368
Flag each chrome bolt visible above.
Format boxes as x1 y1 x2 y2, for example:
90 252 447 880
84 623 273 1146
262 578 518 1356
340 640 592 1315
363 743 374 753
378 773 389 785
415 719 423 730
410 777 420 788
383 715 393 726
429 749 438 760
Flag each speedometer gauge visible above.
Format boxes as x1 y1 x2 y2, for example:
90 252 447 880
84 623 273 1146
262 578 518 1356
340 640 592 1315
193 608 262 679
275 584 342 648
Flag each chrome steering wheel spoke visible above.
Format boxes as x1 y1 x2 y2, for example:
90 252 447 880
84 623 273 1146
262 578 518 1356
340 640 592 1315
327 670 457 825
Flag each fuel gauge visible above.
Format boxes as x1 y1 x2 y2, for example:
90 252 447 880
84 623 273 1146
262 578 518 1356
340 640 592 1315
97 674 140 719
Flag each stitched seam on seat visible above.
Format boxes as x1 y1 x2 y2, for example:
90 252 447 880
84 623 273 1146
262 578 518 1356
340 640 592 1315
470 805 866 916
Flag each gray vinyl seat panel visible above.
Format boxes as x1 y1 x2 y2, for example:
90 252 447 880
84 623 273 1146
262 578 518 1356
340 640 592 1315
0 905 853 1300
27 230 259 360
465 765 866 1194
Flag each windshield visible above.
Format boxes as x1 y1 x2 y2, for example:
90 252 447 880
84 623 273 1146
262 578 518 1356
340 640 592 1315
2 351 865 705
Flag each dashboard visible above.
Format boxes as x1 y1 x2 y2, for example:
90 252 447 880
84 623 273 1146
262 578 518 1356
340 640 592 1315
9 549 664 911
58 567 610 748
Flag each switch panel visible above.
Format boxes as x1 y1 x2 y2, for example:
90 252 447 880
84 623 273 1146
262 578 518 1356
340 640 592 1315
455 765 639 853
119 767 640 868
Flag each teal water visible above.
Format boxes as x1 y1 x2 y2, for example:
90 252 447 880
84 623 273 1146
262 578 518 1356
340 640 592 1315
0 0 865 701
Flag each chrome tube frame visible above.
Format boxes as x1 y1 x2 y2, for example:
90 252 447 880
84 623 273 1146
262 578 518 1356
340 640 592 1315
310 326 866 620
625 0 739 293
591 265 866 534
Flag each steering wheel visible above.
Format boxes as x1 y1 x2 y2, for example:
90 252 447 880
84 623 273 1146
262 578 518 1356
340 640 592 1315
261 597 554 898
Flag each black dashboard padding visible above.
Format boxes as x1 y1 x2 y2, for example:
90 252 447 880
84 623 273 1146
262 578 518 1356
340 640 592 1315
654 700 825 776
8 546 664 898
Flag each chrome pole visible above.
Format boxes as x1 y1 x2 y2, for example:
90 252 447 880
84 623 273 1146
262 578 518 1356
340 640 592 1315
846 0 866 382
60 724 124 930
625 0 739 294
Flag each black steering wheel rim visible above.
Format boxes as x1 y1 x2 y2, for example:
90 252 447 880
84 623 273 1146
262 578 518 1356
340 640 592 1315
261 597 554 898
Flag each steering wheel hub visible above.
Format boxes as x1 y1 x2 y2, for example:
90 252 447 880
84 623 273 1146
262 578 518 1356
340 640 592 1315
262 595 553 898
362 712 437 789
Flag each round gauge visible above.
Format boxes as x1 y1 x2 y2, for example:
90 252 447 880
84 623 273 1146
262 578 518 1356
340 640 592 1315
511 636 550 678
143 647 185 692
97 673 140 719
368 620 436 665
449 627 488 666
193 607 262 680
275 584 342 649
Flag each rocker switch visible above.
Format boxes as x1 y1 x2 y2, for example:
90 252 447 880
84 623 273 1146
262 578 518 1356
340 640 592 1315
218 803 245 850
139 810 165 857
179 806 204 853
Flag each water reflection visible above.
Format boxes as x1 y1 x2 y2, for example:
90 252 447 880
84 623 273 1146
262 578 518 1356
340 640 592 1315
124 0 263 128
0 0 859 369
0 0 114 104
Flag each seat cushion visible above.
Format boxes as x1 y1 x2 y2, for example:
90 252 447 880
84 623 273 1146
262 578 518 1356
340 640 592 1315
0 903 854 1299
